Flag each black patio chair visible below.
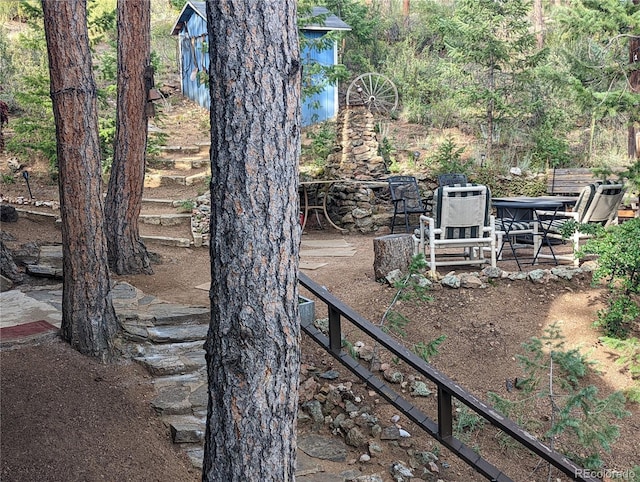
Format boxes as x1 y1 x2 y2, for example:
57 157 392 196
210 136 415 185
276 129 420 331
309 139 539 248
387 175 429 233
437 173 468 186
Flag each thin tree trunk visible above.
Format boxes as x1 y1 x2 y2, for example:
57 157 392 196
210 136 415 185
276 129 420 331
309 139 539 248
104 0 153 274
486 58 496 161
42 0 118 361
533 0 544 49
628 0 640 159
403 0 410 28
202 1 301 480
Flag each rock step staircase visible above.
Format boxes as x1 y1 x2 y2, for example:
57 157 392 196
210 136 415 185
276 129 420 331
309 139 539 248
14 143 211 249
126 307 209 469
144 143 211 188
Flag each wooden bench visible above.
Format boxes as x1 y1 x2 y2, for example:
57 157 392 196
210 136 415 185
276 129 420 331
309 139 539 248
546 168 604 195
546 167 639 220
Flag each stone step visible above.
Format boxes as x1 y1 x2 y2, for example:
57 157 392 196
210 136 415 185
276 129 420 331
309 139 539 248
150 381 207 415
148 157 210 170
140 234 192 248
184 447 204 470
117 298 209 328
144 171 209 188
147 324 209 343
136 351 205 376
139 213 192 226
14 209 60 223
165 415 206 444
159 144 208 155
141 197 192 207
133 337 205 357
131 338 206 375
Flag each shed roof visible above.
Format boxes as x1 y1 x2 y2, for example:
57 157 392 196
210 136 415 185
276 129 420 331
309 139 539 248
304 7 351 31
171 3 351 36
171 1 206 36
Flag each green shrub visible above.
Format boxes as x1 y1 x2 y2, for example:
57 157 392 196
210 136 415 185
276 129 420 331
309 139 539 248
428 136 473 175
489 323 630 471
301 121 335 166
579 219 640 339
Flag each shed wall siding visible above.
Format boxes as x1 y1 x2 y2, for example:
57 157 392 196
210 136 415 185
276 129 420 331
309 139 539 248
176 12 338 125
179 14 210 109
301 31 338 126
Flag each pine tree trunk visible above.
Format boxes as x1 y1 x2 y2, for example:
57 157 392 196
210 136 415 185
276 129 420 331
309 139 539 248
202 1 301 480
104 0 153 274
42 0 118 361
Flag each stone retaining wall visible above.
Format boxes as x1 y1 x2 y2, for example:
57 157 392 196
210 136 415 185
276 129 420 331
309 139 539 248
313 106 435 233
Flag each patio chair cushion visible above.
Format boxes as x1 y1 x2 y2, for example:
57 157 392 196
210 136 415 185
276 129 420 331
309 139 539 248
431 183 491 239
496 219 533 233
573 180 625 224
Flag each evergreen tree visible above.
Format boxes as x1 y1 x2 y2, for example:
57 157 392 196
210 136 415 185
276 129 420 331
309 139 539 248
553 0 640 160
441 0 543 160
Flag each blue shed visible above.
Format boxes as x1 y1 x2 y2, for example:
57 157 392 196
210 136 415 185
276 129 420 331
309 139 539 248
170 2 351 125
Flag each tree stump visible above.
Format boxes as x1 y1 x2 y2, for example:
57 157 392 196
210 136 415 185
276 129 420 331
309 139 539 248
373 234 414 280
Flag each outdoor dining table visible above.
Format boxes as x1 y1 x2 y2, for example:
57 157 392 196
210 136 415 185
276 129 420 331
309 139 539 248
492 196 578 269
299 179 386 233
299 180 346 232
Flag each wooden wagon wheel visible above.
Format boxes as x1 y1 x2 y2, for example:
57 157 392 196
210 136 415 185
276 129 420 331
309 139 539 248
346 73 399 114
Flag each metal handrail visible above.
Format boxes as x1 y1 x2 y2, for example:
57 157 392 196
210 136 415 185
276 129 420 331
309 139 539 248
298 272 599 482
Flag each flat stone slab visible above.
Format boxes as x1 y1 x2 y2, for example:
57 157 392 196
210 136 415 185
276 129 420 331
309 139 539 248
0 289 62 328
139 214 191 226
140 235 192 247
26 265 63 278
170 422 205 443
136 354 204 376
151 385 193 415
185 448 204 470
295 451 320 477
148 306 209 325
298 434 348 462
147 324 209 343
187 383 208 409
38 245 63 268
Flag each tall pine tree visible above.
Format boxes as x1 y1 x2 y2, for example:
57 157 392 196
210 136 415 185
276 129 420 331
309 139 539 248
442 0 542 160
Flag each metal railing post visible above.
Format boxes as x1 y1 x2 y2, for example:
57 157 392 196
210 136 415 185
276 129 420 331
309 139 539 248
438 386 453 439
328 306 341 352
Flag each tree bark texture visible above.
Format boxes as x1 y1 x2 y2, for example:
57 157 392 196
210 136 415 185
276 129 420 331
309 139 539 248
202 1 301 481
373 234 414 281
104 0 153 274
42 0 118 361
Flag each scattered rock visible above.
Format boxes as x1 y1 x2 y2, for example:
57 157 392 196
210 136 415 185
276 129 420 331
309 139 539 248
383 369 403 384
319 369 340 380
440 274 461 289
345 427 368 448
298 433 348 462
380 426 401 440
0 205 18 222
410 381 432 397
389 461 414 481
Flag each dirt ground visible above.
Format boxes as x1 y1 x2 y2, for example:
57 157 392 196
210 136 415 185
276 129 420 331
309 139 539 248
2 213 639 481
1 99 639 481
